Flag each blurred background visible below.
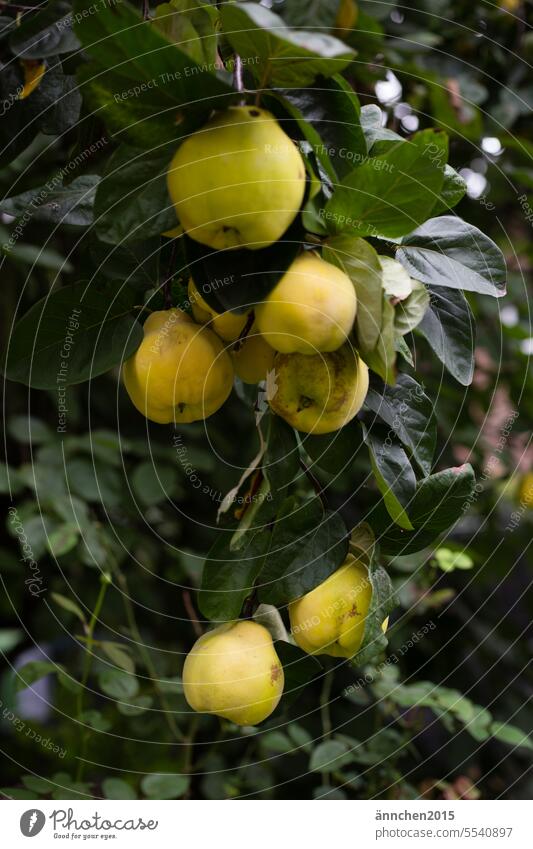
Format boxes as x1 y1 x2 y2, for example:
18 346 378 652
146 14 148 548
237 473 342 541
1 0 532 800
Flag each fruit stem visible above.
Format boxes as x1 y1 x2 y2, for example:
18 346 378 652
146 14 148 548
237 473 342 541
233 54 244 93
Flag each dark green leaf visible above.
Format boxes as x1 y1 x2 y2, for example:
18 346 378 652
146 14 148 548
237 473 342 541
352 558 394 665
9 0 80 58
221 2 354 88
101 643 135 674
359 104 403 150
15 661 60 692
4 281 143 389
198 529 271 621
272 640 321 711
325 129 447 238
47 523 80 557
394 279 430 336
370 464 476 555
258 496 348 604
102 778 137 800
363 424 415 531
364 374 436 476
98 668 139 700
50 593 87 624
263 413 300 505
430 164 467 216
397 216 507 298
141 773 190 799
131 461 180 507
94 145 178 244
301 419 364 476
0 175 98 227
418 285 475 386
309 739 353 772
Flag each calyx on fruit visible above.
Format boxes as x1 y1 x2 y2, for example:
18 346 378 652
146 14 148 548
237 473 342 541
289 555 386 658
255 252 357 355
269 343 369 434
167 106 306 250
122 309 233 424
183 620 284 725
188 279 251 342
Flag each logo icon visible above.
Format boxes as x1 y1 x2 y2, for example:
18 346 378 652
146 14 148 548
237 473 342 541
20 809 46 837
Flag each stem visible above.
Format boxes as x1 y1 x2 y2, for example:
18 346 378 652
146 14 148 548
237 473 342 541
182 590 203 638
233 54 244 93
75 573 111 782
319 665 334 787
116 569 184 742
233 310 255 352
142 0 150 21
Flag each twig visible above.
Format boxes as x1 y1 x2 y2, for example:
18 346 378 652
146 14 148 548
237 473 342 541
182 590 203 638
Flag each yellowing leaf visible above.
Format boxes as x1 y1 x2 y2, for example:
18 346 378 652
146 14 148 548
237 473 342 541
19 60 46 100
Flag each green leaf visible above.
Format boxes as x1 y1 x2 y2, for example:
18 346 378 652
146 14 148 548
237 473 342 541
94 145 178 244
131 461 180 507
352 558 394 665
141 773 190 799
363 292 396 384
397 216 507 298
9 0 80 58
430 164 467 216
153 0 218 66
417 285 475 386
491 721 533 751
15 661 60 692
394 279 430 337
325 129 448 238
117 695 154 716
301 419 364 476
7 416 53 444
221 1 354 88
50 593 87 624
362 424 415 531
281 0 339 29
359 104 403 150
364 374 436 476
263 413 300 507
0 628 23 653
98 668 139 701
370 464 476 555
47 523 80 557
278 75 366 179
101 643 135 674
258 496 348 605
323 234 382 353
198 529 271 621
0 176 99 226
4 281 143 389
273 640 321 710
309 740 353 772
102 778 138 800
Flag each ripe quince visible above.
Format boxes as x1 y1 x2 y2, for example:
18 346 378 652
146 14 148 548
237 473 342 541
167 106 306 250
188 279 250 341
269 343 368 434
122 309 233 424
255 252 357 354
232 326 276 384
289 556 385 658
183 620 284 725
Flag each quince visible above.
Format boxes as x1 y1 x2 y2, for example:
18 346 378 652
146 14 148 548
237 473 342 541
232 326 276 384
183 620 284 725
167 106 306 250
188 279 251 342
269 343 368 434
289 556 385 658
122 309 233 424
255 252 357 354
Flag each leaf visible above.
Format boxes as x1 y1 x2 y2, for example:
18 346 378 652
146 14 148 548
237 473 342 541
15 661 60 692
258 496 348 605
282 0 339 29
363 293 396 385
323 234 382 353
430 164 467 216
325 129 448 238
0 176 99 227
131 461 179 507
117 695 154 716
491 721 533 751
47 523 80 557
50 593 87 624
198 529 271 621
102 778 137 800
359 104 403 150
278 75 366 179
9 1 80 58
101 642 135 674
380 257 413 300
98 668 139 701
301 419 364 476
396 216 507 298
221 2 354 88
141 773 190 799
4 281 143 389
352 559 394 665
74 0 233 147
263 413 300 506
394 279 430 336
309 740 353 772
182 220 303 314
273 641 321 710
362 424 415 531
0 629 23 653
417 285 475 385
370 464 476 555
94 145 178 244
363 373 436 476
153 0 218 67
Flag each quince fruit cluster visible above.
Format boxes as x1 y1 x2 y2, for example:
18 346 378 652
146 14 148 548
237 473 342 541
123 106 369 435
